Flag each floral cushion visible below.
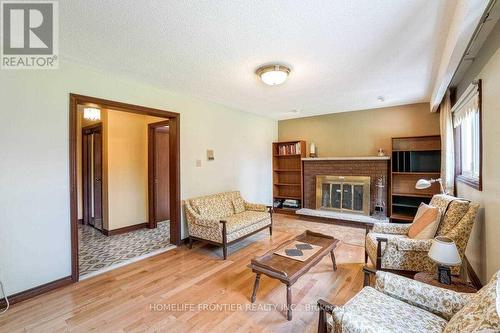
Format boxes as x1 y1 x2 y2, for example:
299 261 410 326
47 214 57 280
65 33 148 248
190 192 239 219
232 197 245 214
365 232 407 264
372 222 412 235
429 195 470 236
375 271 471 321
366 232 436 272
330 286 448 333
223 211 270 233
444 271 500 332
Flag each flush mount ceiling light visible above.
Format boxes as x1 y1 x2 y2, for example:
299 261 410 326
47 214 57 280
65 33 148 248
256 64 290 86
83 107 101 121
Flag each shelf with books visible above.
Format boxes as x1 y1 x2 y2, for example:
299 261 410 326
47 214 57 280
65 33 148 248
272 141 306 214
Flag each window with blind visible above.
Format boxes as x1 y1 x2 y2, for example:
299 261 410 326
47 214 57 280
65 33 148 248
453 80 482 190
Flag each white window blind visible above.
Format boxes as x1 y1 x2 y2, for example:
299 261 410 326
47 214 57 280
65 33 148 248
452 82 479 128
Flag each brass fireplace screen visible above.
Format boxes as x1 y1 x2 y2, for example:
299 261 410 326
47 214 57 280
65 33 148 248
316 176 371 215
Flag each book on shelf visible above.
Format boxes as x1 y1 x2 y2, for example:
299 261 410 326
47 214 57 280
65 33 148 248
278 142 301 156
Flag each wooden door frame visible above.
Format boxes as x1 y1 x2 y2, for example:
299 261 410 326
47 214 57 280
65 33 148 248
81 123 103 227
70 93 181 282
148 120 171 229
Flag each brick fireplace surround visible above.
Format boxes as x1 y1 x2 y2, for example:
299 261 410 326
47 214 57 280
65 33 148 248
302 157 390 215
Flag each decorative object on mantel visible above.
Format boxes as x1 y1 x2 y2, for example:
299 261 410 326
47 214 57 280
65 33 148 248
428 236 461 285
373 176 386 220
309 142 317 158
377 148 385 157
415 178 446 194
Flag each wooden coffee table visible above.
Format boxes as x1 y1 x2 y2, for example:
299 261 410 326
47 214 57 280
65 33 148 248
249 230 339 320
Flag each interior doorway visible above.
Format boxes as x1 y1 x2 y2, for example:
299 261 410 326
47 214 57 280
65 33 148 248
69 94 181 282
82 123 103 231
149 120 171 229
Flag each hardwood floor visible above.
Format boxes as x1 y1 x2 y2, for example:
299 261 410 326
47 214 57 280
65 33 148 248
0 214 366 333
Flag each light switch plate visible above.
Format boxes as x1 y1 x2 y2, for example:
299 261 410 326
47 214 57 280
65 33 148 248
207 149 214 161
196 159 202 167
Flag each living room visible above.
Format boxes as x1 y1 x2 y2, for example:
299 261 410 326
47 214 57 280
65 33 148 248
0 1 499 332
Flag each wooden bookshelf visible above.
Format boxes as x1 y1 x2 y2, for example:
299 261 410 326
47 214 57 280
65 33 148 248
390 135 441 223
272 141 306 214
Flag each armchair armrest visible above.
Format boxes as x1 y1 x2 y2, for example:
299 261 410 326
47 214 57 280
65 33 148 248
317 299 336 333
372 222 412 235
244 201 268 212
363 266 376 286
375 271 472 320
317 299 335 314
390 237 433 252
184 203 220 229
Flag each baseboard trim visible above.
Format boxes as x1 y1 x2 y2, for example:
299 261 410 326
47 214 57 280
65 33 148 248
0 276 72 308
103 223 148 236
464 256 482 289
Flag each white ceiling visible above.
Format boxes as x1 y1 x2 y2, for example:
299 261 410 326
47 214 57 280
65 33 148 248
61 1 457 119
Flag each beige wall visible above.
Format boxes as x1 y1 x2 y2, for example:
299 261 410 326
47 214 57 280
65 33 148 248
455 19 500 284
0 59 277 296
106 111 149 230
77 108 166 230
278 103 440 157
106 111 165 230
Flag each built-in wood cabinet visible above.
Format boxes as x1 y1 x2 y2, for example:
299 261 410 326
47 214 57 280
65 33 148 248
272 141 306 214
390 135 441 223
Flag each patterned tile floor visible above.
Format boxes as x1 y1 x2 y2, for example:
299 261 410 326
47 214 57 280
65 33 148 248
78 222 173 276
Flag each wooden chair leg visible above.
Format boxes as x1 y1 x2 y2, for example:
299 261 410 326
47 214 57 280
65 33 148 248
268 206 273 236
376 237 387 270
220 220 228 260
364 225 369 264
188 236 193 249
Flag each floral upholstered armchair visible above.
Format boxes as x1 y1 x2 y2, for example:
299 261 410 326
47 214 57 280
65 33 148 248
365 194 479 274
317 269 499 333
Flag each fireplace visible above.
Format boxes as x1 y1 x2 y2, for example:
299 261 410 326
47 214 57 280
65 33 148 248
316 175 371 215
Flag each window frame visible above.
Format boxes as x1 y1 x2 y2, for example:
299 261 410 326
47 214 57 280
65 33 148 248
454 80 483 191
